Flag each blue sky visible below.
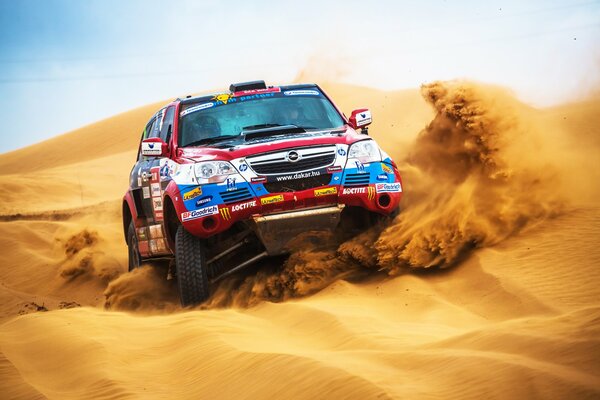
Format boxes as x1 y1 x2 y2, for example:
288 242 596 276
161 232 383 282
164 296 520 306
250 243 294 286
0 0 599 153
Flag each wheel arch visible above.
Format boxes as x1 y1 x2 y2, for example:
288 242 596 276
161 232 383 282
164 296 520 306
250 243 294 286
163 193 180 252
122 198 134 244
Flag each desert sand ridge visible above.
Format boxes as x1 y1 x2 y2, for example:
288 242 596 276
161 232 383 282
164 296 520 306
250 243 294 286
0 81 598 399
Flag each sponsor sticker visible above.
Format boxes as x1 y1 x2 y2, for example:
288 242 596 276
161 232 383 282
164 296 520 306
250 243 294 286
195 196 213 207
274 170 321 182
155 238 167 253
142 186 151 199
251 176 267 183
137 176 142 187
181 205 219 221
239 163 248 172
220 207 231 221
226 177 237 191
152 197 163 211
377 174 388 181
314 187 338 197
151 183 161 197
342 187 366 195
355 161 366 174
154 211 164 221
232 200 256 212
149 224 163 239
141 142 162 156
283 90 320 96
183 187 202 201
375 182 402 193
180 102 214 117
337 148 346 156
355 110 372 127
159 163 171 180
261 194 284 205
212 93 234 104
137 227 148 241
150 168 160 183
234 87 281 96
381 163 393 174
138 240 149 254
327 166 342 173
368 186 376 200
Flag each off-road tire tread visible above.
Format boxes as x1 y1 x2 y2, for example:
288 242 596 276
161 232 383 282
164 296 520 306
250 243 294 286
175 225 209 306
127 221 141 272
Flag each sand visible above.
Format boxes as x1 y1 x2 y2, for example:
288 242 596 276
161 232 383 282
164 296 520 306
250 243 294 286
0 81 598 399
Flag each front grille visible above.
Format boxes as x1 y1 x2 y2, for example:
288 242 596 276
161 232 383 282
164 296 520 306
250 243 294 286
264 174 331 193
344 173 370 186
219 187 253 204
247 146 336 175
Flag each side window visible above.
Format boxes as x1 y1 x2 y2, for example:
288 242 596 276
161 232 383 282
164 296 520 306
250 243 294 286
138 117 156 161
160 106 175 144
143 118 155 139
148 110 164 138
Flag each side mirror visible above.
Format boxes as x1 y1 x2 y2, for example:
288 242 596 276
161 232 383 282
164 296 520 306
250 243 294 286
348 108 372 134
141 137 168 157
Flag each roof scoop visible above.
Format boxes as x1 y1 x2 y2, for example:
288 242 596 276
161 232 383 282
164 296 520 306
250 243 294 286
229 80 267 92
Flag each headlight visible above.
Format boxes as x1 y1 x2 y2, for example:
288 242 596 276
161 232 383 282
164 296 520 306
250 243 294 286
348 140 381 163
194 161 234 183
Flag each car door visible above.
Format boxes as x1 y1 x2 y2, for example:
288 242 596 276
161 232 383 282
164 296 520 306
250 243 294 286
139 110 165 225
138 107 176 255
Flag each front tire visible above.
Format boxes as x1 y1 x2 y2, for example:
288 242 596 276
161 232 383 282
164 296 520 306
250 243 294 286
127 221 142 271
175 225 210 306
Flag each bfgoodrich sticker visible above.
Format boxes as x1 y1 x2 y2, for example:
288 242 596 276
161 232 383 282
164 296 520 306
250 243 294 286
260 194 284 205
181 205 219 221
375 182 402 193
314 187 337 197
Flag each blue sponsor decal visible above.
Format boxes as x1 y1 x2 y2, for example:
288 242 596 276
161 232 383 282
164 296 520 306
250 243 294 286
337 148 346 156
375 182 402 193
239 163 248 172
283 90 320 96
196 196 213 207
377 174 387 181
226 177 237 191
360 113 367 118
355 161 366 174
148 143 155 149
159 164 170 179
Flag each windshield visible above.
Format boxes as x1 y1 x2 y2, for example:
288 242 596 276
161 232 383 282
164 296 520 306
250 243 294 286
178 88 345 147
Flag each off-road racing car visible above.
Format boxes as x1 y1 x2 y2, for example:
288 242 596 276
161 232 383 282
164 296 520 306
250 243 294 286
123 80 403 306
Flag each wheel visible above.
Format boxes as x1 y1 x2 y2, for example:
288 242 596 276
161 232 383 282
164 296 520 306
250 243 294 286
175 225 210 306
127 221 142 271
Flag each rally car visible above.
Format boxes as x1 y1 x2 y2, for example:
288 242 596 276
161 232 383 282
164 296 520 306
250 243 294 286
122 80 403 306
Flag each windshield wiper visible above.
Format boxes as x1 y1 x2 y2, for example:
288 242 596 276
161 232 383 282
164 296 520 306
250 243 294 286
242 123 285 132
242 125 306 141
185 135 239 147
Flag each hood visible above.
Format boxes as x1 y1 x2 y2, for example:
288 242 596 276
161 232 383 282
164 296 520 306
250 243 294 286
177 127 370 163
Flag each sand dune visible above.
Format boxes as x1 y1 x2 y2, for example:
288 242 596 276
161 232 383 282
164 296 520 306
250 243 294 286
0 81 599 399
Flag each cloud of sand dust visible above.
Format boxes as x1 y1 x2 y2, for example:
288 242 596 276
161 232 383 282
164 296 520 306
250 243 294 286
345 81 564 273
104 265 180 312
58 229 121 283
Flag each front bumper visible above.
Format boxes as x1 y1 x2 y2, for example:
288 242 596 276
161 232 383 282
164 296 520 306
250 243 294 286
176 160 402 239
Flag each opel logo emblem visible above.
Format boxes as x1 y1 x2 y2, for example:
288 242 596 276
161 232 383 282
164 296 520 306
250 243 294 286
287 151 301 163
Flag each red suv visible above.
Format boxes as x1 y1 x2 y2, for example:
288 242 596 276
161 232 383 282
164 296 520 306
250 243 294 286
123 80 403 305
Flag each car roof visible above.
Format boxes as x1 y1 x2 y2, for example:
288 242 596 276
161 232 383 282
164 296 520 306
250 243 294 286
178 83 319 106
